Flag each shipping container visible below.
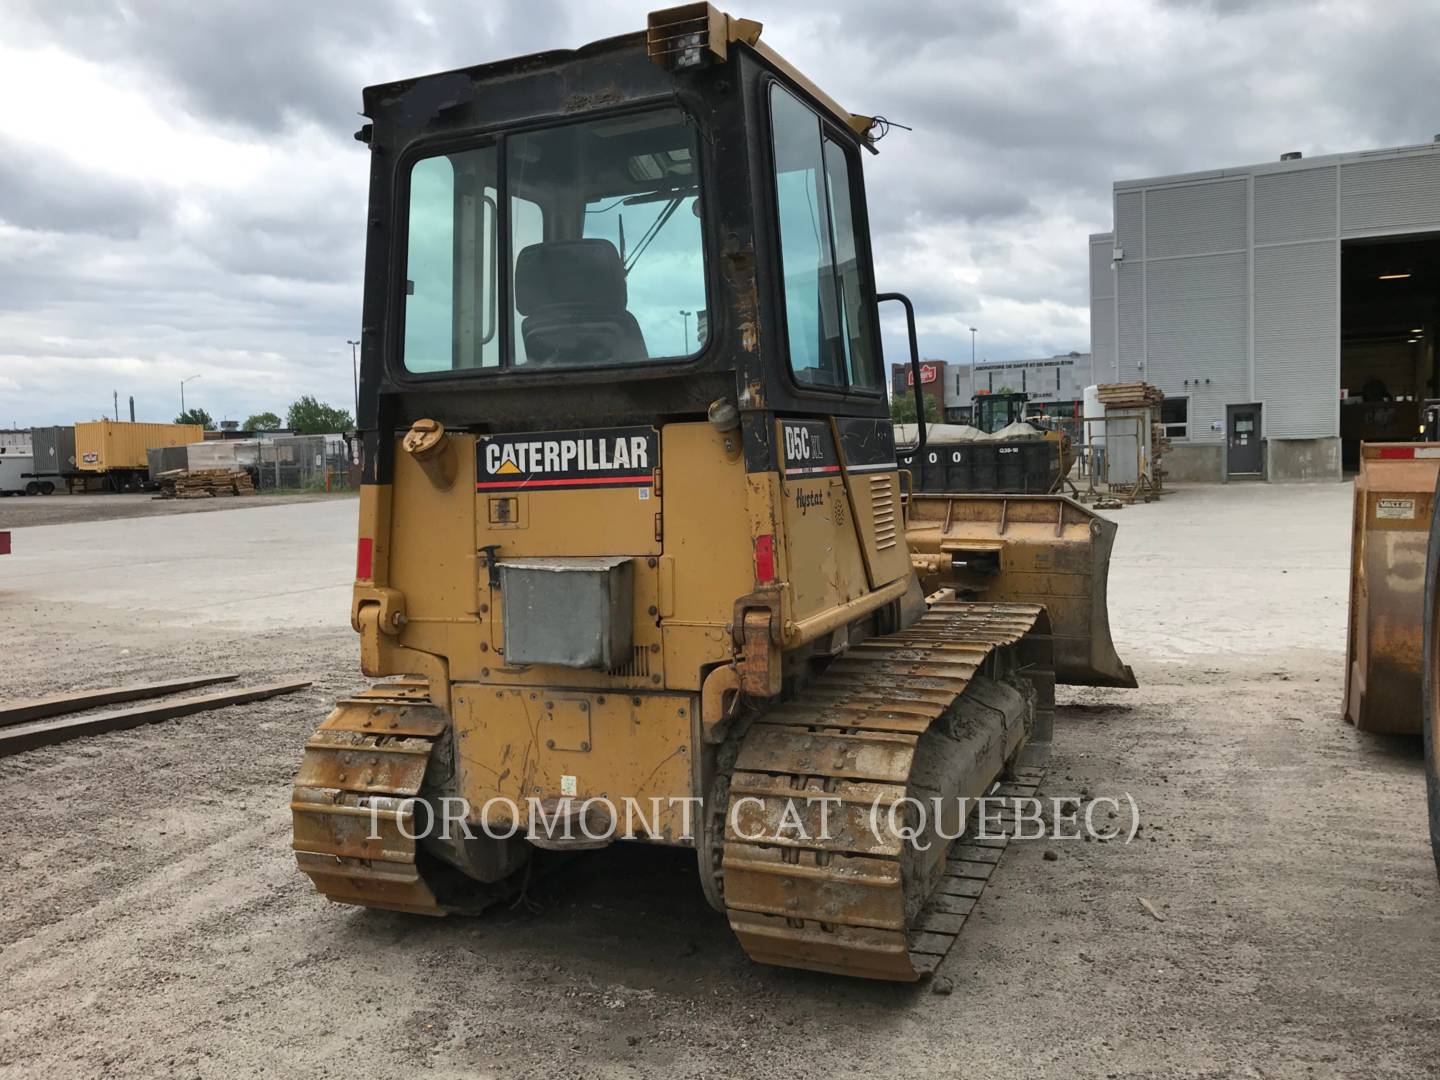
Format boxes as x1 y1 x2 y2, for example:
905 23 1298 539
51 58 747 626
32 426 77 473
146 445 189 480
75 421 203 473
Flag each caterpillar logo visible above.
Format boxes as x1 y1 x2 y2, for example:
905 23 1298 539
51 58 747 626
476 426 657 492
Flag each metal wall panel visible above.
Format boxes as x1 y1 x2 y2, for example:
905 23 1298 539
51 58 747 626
1089 235 1116 382
1255 167 1337 244
1145 180 1248 258
1115 192 1143 253
1116 261 1144 376
1341 154 1440 235
1144 252 1249 441
1254 240 1338 438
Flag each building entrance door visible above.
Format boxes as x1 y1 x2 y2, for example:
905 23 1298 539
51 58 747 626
1226 403 1264 477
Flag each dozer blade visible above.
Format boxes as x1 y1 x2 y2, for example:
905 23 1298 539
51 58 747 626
1424 464 1440 880
904 493 1137 688
719 602 1055 982
1344 444 1440 734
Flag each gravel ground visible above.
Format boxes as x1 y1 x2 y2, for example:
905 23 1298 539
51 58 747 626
0 482 1435 1080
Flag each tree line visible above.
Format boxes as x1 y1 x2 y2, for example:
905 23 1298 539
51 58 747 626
175 396 354 435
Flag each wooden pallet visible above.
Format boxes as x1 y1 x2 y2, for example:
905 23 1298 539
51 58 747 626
159 468 256 499
1097 381 1164 408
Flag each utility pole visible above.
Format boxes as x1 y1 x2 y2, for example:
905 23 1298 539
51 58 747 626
347 339 361 422
181 374 202 416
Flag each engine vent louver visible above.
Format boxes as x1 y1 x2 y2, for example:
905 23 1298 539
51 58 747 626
871 474 897 550
609 645 651 678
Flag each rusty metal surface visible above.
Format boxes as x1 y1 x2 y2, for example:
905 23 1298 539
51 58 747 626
1424 466 1440 879
291 683 450 916
0 673 240 728
904 493 1136 688
0 681 311 758
1344 444 1440 734
720 602 1050 981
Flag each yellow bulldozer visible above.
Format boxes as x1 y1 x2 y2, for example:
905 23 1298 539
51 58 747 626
290 3 1134 980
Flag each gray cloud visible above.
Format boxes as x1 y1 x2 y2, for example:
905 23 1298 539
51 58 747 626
1 0 1438 426
0 137 167 238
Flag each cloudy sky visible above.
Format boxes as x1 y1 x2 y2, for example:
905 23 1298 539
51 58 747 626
2 0 1437 426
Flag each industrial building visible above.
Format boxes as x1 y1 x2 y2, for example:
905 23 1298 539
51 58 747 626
1089 138 1440 480
889 352 1093 424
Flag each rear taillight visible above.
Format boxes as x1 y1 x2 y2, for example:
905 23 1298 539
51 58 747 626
356 537 374 580
753 534 775 584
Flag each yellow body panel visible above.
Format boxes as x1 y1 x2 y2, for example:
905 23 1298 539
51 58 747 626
451 686 698 842
475 486 661 558
840 467 908 588
774 419 872 629
361 423 762 695
74 420 203 471
658 424 756 685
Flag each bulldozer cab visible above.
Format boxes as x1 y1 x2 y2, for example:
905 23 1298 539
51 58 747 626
357 3 897 473
971 391 1037 434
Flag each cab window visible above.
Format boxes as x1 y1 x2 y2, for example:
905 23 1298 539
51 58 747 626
401 107 706 374
404 146 499 371
769 84 879 391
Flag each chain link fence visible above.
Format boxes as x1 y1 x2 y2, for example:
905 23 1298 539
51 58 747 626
177 434 356 493
250 435 354 492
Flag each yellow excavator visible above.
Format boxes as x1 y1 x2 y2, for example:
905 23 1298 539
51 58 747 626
290 3 1133 981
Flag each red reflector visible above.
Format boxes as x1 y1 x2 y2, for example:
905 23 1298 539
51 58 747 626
356 537 374 580
754 534 776 584
0 531 9 556
1378 447 1416 459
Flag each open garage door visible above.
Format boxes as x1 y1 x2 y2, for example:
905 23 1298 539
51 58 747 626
1341 233 1440 471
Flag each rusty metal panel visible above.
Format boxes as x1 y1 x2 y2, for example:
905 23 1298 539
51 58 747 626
1344 444 1440 733
498 556 634 669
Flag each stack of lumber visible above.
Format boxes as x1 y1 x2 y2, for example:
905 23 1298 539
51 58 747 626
1097 382 1164 409
158 468 255 499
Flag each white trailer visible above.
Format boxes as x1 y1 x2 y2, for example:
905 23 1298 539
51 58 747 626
0 454 62 495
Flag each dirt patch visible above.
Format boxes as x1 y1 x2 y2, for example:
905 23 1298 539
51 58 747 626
0 491 355 530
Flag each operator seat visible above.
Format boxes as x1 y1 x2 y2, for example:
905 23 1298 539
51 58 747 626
514 239 649 365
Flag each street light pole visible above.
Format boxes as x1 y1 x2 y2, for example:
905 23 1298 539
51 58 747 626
969 327 977 369
180 374 202 416
347 339 361 422
678 310 692 354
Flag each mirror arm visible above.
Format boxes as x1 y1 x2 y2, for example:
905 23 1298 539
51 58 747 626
877 292 925 453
